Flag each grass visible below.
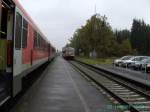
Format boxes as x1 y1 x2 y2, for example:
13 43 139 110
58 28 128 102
76 57 114 65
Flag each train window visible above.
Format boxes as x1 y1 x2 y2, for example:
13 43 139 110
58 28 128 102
33 31 36 48
42 39 45 49
38 34 42 49
33 32 46 49
33 31 38 48
22 18 28 48
15 12 22 49
40 37 43 49
41 37 43 49
38 34 41 48
40 35 43 49
37 33 40 48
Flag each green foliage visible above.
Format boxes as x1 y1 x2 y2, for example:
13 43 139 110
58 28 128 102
68 14 150 58
115 29 131 43
69 14 120 58
77 57 114 65
131 19 150 55
118 39 132 56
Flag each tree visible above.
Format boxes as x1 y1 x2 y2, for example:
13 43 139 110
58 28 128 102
68 14 135 58
131 19 150 55
115 29 131 44
119 39 132 56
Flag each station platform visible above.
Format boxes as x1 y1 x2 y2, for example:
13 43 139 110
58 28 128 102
11 57 117 112
95 65 150 87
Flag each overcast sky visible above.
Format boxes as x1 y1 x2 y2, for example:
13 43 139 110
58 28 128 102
19 0 150 50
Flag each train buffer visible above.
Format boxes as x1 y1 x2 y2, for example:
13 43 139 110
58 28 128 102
10 57 118 112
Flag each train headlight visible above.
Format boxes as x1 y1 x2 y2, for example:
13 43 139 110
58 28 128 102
147 64 150 67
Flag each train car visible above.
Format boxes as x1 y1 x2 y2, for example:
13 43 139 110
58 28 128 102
49 45 56 60
0 0 55 106
62 47 75 60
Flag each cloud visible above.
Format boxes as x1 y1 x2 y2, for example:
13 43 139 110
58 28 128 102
19 0 150 50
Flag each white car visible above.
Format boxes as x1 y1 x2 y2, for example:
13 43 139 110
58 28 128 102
133 58 150 70
146 63 150 73
113 56 133 66
121 56 149 68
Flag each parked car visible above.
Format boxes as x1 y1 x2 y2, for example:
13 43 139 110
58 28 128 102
121 56 149 68
129 56 150 69
146 63 150 73
113 56 133 66
142 60 150 73
141 59 150 71
133 58 150 70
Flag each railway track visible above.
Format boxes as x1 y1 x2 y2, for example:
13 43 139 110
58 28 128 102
69 60 150 112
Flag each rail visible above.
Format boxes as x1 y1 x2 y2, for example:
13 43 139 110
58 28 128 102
70 60 150 112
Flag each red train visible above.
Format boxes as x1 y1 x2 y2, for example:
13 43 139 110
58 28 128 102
62 47 75 60
0 0 55 106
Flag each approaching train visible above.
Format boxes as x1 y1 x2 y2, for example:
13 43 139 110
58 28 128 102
62 47 75 60
0 0 55 106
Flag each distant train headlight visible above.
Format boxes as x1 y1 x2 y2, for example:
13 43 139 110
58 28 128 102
147 64 150 67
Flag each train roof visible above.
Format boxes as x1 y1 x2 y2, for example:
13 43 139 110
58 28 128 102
12 0 49 43
62 47 74 50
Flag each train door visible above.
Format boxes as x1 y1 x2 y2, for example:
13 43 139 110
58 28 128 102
13 8 23 96
0 0 14 105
